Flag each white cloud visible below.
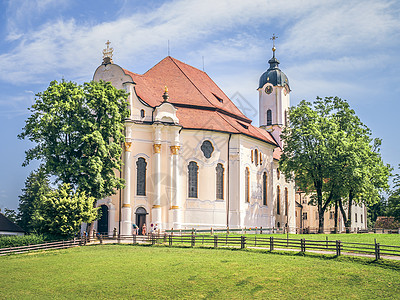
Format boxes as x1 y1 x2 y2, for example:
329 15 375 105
0 0 399 102
0 91 35 118
281 0 400 57
6 0 69 41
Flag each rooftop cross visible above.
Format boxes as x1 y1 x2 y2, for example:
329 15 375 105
270 34 278 57
102 40 114 64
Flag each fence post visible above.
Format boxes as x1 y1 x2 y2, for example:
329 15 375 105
270 236 274 251
168 235 172 247
336 240 341 256
191 234 195 247
375 239 380 260
255 236 257 247
214 235 218 248
163 233 167 243
300 238 305 252
326 236 328 249
241 236 246 249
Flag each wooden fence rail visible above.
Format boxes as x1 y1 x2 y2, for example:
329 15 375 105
2 234 399 260
131 234 399 260
0 239 82 256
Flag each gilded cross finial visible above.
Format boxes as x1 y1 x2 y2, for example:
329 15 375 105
270 34 278 56
102 40 114 64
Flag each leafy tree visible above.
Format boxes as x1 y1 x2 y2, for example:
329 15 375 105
280 96 390 233
19 80 130 200
387 165 400 222
2 208 18 223
18 168 51 232
32 184 98 237
367 196 387 227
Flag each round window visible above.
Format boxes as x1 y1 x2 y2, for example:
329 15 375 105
201 140 214 158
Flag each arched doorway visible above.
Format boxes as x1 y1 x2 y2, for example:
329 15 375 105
135 207 147 235
98 205 109 235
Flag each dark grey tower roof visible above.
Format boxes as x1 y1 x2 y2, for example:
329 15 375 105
259 52 290 90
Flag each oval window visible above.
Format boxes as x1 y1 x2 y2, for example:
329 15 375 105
201 140 214 158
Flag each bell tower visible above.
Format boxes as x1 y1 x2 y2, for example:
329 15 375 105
258 34 290 146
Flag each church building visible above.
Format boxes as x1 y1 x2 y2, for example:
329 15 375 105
93 40 296 235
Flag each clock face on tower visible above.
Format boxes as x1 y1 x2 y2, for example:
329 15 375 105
265 85 273 94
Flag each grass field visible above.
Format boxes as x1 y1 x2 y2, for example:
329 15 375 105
1 244 400 299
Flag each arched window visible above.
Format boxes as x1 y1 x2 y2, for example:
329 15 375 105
136 158 147 196
277 186 281 215
263 172 267 206
254 149 258 165
140 109 145 118
267 109 272 126
188 161 199 198
285 187 288 216
361 214 363 223
216 163 224 200
245 167 250 203
355 213 358 223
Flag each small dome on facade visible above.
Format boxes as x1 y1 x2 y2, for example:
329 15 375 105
259 55 290 90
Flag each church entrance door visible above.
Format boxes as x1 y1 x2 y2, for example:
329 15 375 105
135 207 147 235
98 205 109 235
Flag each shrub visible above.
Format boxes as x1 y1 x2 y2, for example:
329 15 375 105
0 234 44 248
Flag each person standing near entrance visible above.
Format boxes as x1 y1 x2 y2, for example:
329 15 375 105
132 223 138 235
142 223 147 235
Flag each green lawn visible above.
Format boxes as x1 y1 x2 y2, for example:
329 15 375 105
1 245 400 299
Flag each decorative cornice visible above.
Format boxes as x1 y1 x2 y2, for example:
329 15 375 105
124 142 132 152
153 143 162 153
170 145 180 155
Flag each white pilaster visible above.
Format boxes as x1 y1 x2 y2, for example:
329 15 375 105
170 127 181 228
122 140 132 235
152 124 162 229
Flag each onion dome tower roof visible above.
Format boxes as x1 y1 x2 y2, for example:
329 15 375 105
258 36 290 90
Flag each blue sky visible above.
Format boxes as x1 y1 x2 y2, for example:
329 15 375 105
0 0 399 211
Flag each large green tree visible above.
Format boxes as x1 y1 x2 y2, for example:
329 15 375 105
387 165 400 223
32 184 98 237
18 168 51 232
280 96 390 233
19 80 130 199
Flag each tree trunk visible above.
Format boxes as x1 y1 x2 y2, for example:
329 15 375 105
346 190 354 233
334 199 338 233
338 198 347 231
317 187 324 233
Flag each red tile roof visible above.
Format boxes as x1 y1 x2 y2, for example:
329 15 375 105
123 56 278 146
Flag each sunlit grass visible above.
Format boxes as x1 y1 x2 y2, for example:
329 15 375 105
1 244 399 299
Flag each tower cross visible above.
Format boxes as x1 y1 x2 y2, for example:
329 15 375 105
103 40 114 61
270 34 278 48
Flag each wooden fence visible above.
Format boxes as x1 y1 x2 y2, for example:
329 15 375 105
0 238 82 256
129 234 400 260
2 234 399 260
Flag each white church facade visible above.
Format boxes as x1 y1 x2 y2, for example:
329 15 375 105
93 41 296 236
